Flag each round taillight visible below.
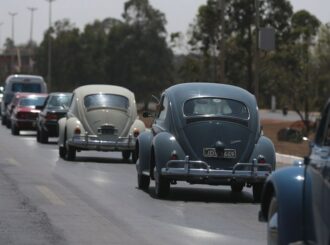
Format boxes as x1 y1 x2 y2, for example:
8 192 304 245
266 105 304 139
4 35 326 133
170 150 178 160
74 127 81 135
133 128 140 137
257 155 266 164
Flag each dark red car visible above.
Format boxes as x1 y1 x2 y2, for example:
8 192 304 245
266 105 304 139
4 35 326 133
5 92 31 129
10 93 48 135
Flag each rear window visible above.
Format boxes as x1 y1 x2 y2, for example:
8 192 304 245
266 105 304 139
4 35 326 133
84 94 129 110
19 97 46 107
184 98 249 120
12 83 41 93
47 94 72 109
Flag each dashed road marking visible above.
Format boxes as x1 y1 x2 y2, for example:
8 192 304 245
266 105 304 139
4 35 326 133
37 185 65 206
6 158 21 166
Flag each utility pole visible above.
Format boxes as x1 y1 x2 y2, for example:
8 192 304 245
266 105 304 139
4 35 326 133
0 22 3 53
9 12 18 73
8 12 17 44
45 0 56 91
254 0 260 100
27 7 37 43
218 0 226 83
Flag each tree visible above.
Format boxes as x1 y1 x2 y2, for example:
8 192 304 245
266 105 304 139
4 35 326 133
105 0 174 100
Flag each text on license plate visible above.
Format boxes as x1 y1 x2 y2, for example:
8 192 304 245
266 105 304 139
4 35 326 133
203 148 236 158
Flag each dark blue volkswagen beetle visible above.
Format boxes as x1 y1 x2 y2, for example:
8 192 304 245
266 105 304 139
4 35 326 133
259 98 330 245
136 83 276 201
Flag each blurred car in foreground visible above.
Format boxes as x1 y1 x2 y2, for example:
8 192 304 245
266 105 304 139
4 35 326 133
36 92 72 143
58 84 145 161
10 93 48 135
136 83 276 200
259 98 330 245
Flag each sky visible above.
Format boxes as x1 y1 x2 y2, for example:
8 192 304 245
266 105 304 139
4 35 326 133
0 0 329 49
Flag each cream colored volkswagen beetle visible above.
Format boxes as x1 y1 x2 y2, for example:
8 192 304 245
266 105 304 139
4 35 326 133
58 84 145 162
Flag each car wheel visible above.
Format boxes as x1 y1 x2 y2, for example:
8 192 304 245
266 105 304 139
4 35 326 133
59 146 66 159
154 167 170 198
40 128 48 143
132 150 138 163
66 145 76 161
267 195 279 245
253 183 264 202
6 119 11 129
231 183 244 193
137 173 150 190
1 116 6 125
122 150 131 161
11 123 19 136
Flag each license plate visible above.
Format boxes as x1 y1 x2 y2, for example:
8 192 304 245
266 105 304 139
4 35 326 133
203 148 236 159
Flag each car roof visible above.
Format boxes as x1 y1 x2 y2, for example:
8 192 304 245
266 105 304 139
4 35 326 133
73 84 135 101
6 74 44 82
48 92 72 96
165 82 256 108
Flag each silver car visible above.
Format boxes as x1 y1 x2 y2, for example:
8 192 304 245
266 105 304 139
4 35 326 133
58 84 145 162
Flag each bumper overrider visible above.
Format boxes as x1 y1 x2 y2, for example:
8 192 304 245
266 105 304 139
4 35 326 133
68 135 136 151
161 156 272 184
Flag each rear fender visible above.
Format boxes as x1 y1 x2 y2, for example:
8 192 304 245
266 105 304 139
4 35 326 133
66 117 86 142
249 136 276 169
129 119 146 136
136 131 153 174
260 166 313 244
153 132 185 173
58 118 67 147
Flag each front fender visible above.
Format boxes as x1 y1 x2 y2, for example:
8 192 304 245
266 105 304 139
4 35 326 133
261 166 310 244
136 131 153 174
249 136 276 169
153 132 185 173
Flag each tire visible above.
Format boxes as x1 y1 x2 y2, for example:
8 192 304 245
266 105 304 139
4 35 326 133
253 183 264 202
66 145 76 161
122 150 131 161
39 128 48 144
154 167 170 198
1 116 6 126
6 119 11 129
11 123 19 136
59 146 66 159
132 150 138 163
137 173 150 190
231 183 244 193
267 195 279 245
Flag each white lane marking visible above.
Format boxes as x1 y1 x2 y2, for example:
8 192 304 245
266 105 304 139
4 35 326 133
6 158 21 166
37 185 65 206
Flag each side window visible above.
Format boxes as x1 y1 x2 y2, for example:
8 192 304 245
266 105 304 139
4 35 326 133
157 96 168 121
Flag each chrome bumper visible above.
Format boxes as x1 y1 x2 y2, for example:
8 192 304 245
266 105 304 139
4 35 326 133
68 135 135 151
161 156 272 183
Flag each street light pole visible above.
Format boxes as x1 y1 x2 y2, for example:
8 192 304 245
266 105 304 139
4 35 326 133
218 0 226 83
254 0 260 101
8 12 17 44
45 0 56 92
27 7 37 44
0 22 3 52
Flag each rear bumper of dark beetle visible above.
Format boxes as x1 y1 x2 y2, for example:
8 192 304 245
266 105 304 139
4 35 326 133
161 157 272 184
68 135 136 151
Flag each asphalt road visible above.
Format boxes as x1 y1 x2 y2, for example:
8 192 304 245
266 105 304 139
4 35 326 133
0 126 266 245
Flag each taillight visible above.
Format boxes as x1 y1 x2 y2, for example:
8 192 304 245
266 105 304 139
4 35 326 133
74 127 81 135
170 150 178 160
257 155 266 164
133 128 140 137
46 113 57 121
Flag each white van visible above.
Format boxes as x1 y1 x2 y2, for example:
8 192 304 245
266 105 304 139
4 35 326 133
1 74 48 125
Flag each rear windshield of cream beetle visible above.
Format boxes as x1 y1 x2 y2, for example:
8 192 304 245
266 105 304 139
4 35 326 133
184 98 249 119
84 94 129 110
12 83 42 93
